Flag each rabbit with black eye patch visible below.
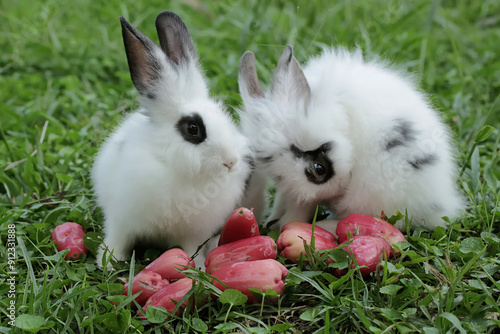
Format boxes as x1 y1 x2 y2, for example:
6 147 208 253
92 11 251 269
238 45 464 231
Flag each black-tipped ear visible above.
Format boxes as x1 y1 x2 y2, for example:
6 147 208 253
155 11 197 65
270 45 311 107
238 51 264 100
120 16 162 97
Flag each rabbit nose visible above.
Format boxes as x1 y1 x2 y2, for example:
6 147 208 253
223 155 238 171
223 160 236 171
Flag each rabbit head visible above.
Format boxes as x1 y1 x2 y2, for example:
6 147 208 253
119 12 248 180
238 46 353 204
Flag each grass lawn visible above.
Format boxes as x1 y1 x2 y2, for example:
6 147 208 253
1 0 499 333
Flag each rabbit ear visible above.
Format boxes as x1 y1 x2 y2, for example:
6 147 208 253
120 16 163 98
270 45 311 108
155 11 197 66
238 51 264 101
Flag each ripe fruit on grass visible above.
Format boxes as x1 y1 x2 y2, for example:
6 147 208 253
142 278 197 316
52 222 89 260
205 236 277 274
123 269 169 306
218 207 259 246
277 228 338 263
281 221 337 243
145 248 195 281
336 214 406 256
334 235 391 277
211 259 287 303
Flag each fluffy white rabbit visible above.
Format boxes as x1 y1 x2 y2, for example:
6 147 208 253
238 45 464 231
92 11 251 268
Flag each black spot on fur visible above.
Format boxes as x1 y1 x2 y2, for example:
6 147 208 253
244 154 255 169
396 119 416 141
243 173 252 195
386 119 416 150
386 138 404 150
408 154 438 170
318 142 333 153
290 144 304 159
176 113 207 145
290 142 334 184
258 156 273 163
146 92 156 100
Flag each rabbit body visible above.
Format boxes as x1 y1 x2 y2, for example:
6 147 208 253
93 12 251 268
239 46 464 230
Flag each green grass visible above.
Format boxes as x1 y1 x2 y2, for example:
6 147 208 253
1 0 499 333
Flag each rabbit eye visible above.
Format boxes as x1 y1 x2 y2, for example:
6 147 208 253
176 113 207 145
291 142 335 185
186 123 199 136
314 163 326 176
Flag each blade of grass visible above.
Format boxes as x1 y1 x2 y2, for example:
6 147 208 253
445 246 487 313
18 236 39 295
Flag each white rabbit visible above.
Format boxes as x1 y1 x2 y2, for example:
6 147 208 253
238 45 464 231
92 11 251 269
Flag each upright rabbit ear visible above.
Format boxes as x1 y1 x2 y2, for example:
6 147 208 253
238 51 264 102
120 16 163 98
270 45 311 108
155 11 197 65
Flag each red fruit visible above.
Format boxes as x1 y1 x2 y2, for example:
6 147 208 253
142 278 196 316
218 207 259 246
277 228 338 263
145 248 195 282
51 222 89 260
205 236 277 274
211 259 287 303
281 221 337 243
334 235 391 277
336 214 406 256
123 269 169 306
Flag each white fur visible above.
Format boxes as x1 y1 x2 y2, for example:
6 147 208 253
239 46 464 230
93 15 251 269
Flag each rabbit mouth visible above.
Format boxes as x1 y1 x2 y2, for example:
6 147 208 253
202 158 246 181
